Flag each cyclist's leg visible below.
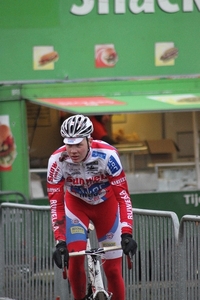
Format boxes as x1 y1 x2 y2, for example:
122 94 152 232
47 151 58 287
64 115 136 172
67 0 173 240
65 193 90 300
102 257 125 300
92 199 125 300
68 241 87 300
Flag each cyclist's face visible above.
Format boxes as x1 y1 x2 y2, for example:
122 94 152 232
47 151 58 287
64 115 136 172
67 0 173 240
65 138 92 163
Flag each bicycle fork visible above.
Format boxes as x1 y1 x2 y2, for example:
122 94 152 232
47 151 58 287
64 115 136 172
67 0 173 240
86 242 112 299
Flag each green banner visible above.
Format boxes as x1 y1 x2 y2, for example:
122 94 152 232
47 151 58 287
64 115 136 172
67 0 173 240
131 190 200 220
0 0 200 81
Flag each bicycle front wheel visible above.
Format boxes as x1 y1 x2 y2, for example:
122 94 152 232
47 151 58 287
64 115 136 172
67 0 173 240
94 291 108 300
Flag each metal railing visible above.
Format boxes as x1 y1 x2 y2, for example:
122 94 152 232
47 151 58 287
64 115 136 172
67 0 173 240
129 208 179 300
178 215 200 300
0 202 199 300
0 203 53 300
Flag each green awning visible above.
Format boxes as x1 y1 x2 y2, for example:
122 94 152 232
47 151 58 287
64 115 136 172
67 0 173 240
26 93 200 114
21 77 200 114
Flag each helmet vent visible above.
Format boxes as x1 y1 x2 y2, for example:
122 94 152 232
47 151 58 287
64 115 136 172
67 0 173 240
60 114 93 138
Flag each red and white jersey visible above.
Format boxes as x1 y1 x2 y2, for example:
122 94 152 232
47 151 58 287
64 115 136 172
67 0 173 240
47 140 133 239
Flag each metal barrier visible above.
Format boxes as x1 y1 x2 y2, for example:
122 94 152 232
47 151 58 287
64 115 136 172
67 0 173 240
125 208 179 300
178 215 200 300
0 203 54 300
0 202 199 300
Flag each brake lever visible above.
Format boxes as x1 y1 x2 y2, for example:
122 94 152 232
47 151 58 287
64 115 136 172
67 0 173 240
126 252 133 270
61 254 67 279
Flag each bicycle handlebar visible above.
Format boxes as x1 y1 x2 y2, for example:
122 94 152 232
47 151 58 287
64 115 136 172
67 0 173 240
68 245 133 269
69 245 122 257
61 245 134 279
86 223 134 269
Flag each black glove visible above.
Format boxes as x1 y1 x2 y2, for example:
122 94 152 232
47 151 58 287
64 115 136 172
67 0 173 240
53 241 69 269
121 233 137 256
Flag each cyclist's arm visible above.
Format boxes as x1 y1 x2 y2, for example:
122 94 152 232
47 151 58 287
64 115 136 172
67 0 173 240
47 153 66 241
106 154 133 235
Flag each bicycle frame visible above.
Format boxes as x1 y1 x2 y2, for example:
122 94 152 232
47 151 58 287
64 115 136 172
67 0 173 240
85 233 113 300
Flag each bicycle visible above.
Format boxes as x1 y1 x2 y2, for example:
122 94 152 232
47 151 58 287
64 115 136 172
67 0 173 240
61 223 133 300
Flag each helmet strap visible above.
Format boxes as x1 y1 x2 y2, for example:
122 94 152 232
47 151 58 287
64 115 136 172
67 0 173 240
82 137 90 161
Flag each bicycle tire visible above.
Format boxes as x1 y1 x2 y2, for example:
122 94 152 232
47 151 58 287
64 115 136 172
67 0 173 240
94 291 107 300
86 283 93 299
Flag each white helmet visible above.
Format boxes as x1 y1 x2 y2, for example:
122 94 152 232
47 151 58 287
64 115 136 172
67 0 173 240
60 114 93 144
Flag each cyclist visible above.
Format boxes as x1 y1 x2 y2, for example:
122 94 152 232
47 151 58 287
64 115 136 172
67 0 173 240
47 114 137 300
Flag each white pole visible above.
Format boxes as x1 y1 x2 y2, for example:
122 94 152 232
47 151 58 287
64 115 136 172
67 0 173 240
192 111 200 189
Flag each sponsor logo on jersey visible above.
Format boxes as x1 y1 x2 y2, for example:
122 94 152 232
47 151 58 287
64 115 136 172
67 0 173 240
71 226 84 234
106 232 114 239
48 161 60 182
92 151 106 159
69 171 82 176
66 174 107 185
47 187 61 193
71 181 109 198
111 177 126 185
102 242 116 247
120 190 133 220
71 218 79 225
86 161 99 173
107 155 120 174
49 200 59 232
67 163 81 174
